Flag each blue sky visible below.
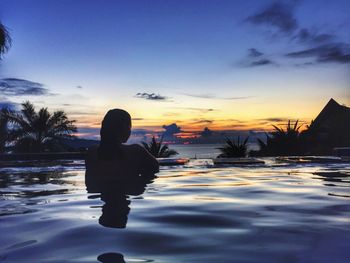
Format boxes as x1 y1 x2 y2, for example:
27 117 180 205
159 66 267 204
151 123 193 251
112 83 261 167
0 0 349 139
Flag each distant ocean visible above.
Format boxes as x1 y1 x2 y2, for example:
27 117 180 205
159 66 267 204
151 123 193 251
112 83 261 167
170 143 259 158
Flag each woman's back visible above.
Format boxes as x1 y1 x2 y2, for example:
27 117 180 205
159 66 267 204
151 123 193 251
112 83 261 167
86 144 158 177
85 143 159 192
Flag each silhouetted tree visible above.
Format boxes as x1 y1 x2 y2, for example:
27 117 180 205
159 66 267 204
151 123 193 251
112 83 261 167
0 22 11 58
0 108 11 152
7 101 77 152
217 136 248 158
142 136 178 158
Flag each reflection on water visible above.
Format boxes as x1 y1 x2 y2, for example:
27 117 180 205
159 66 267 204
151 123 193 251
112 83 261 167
97 252 125 263
86 176 155 229
0 160 350 262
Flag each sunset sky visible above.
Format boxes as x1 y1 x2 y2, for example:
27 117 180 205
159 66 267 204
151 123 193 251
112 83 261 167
0 0 349 139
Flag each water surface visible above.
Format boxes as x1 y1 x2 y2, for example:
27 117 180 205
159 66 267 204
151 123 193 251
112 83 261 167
0 159 349 262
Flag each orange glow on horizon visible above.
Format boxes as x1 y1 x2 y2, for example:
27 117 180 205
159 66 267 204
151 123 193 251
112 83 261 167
70 97 345 137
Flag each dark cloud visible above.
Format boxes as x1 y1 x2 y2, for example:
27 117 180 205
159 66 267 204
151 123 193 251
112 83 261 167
76 85 83 89
0 98 18 110
246 2 298 34
162 123 182 137
248 48 263 57
248 59 276 67
258 117 289 122
295 28 334 44
132 117 144 121
0 78 51 96
245 1 348 67
182 93 254 100
200 127 213 137
242 48 276 68
286 43 350 64
192 119 213 124
135 92 168 101
257 118 307 127
293 62 315 67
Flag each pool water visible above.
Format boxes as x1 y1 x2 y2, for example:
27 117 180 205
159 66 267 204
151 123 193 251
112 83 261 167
0 160 349 263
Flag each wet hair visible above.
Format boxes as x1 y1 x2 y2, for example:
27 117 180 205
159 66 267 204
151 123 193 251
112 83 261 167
98 109 131 160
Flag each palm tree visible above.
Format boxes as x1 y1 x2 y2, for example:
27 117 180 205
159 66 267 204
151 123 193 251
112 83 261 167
7 101 77 152
217 136 249 158
0 107 11 152
0 22 11 58
142 136 178 158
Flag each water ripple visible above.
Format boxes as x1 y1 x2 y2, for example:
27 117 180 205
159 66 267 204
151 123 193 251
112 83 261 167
0 160 349 262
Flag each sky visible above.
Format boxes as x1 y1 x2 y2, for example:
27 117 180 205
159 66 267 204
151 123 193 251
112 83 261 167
0 0 349 141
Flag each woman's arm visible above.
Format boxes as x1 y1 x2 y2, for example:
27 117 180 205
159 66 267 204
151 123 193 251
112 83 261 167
133 144 159 174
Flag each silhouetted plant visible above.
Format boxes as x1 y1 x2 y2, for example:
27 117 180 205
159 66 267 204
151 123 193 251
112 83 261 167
0 107 12 152
0 22 11 58
142 136 178 158
252 120 304 156
7 101 77 152
217 136 249 158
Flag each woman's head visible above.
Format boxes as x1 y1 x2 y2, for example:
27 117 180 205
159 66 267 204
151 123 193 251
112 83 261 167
100 109 131 144
98 109 131 160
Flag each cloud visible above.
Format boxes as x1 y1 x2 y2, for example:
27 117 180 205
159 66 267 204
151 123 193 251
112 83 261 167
242 48 276 67
162 123 182 137
295 28 334 44
135 92 168 101
245 1 348 66
258 117 289 122
247 59 276 67
293 62 315 67
246 1 298 34
132 117 144 121
182 93 254 100
0 98 18 110
248 48 263 57
286 43 350 64
200 127 213 137
192 119 214 124
76 85 83 89
0 78 51 96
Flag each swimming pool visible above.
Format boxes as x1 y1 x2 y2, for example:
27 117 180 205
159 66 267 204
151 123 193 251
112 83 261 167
0 159 349 262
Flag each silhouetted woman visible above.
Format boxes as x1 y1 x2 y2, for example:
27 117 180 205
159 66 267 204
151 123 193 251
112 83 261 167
85 109 158 228
85 109 158 190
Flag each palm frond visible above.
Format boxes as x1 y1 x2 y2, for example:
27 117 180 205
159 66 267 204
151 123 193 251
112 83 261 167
142 136 178 158
4 102 77 152
0 22 11 58
217 136 249 158
255 120 304 156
